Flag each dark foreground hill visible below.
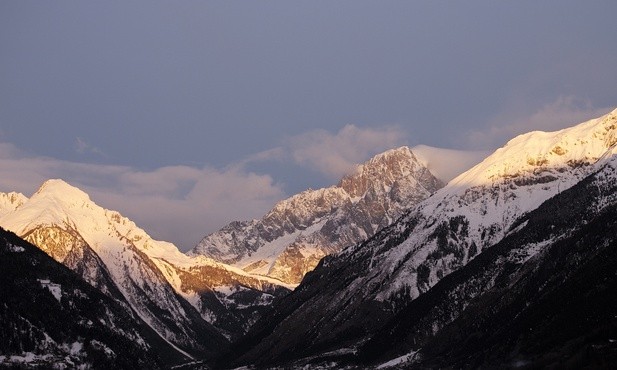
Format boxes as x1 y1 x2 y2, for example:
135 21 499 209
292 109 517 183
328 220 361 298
0 228 172 369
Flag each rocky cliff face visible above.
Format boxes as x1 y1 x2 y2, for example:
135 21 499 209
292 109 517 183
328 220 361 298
225 109 617 368
151 255 290 340
192 146 443 284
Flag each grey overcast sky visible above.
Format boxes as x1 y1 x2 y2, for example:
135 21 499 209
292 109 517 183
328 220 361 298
1 1 616 250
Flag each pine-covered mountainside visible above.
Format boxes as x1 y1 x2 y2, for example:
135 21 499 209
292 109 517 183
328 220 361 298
192 146 443 284
0 227 166 369
222 108 617 369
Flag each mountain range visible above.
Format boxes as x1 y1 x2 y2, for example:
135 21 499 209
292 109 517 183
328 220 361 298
222 108 617 368
0 142 441 367
191 146 443 284
0 108 616 368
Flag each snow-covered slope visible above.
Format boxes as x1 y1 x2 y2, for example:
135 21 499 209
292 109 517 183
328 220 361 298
0 192 27 217
350 108 617 301
0 179 292 351
192 146 443 284
0 180 290 342
0 180 229 358
362 152 617 368
227 108 617 366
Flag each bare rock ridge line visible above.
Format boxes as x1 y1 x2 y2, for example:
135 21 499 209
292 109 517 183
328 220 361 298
191 146 444 284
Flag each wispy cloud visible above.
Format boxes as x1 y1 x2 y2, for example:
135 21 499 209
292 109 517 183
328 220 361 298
235 147 286 167
0 144 285 250
75 137 106 156
94 165 285 251
467 96 613 150
0 123 412 250
412 145 489 183
282 124 408 179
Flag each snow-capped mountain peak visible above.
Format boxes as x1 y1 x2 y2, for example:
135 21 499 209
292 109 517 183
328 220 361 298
0 180 103 244
192 146 443 284
5 179 186 265
0 179 230 357
448 109 617 191
0 191 27 217
0 179 292 344
34 178 90 200
401 109 617 288
407 109 617 259
224 109 617 368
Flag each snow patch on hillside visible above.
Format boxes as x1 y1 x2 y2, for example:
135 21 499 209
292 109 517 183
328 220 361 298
38 279 62 302
377 350 419 369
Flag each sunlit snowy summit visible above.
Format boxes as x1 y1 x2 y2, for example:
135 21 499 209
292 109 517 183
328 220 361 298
191 146 443 284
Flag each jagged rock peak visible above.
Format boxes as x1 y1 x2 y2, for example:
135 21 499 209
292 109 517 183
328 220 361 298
338 146 437 197
223 109 617 368
192 145 443 284
258 147 433 224
0 191 28 215
264 146 439 216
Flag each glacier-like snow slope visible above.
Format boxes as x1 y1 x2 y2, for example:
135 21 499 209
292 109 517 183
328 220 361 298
227 108 617 367
192 146 443 284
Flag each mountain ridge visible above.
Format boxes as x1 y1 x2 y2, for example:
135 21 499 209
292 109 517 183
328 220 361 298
1 109 616 368
191 146 443 284
359 153 617 368
224 108 617 367
0 179 279 353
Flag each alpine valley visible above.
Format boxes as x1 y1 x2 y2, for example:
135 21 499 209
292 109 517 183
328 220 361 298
1 109 616 369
